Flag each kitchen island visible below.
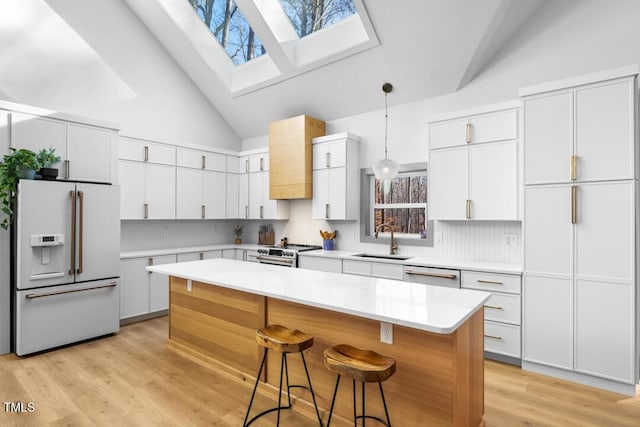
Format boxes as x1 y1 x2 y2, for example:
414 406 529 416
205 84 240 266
147 259 490 426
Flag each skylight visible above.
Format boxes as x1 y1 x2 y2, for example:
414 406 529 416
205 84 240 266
278 0 357 38
188 0 266 66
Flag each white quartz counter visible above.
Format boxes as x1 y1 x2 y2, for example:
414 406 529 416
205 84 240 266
299 250 522 274
147 258 490 335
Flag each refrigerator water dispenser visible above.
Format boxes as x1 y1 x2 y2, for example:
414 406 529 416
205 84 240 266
30 234 65 280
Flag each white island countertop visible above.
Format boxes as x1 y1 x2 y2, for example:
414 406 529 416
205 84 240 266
147 258 490 334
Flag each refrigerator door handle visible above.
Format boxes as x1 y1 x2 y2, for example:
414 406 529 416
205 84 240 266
69 191 76 276
77 191 84 274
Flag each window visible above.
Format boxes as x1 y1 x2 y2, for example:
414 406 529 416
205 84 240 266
360 163 433 247
188 0 266 66
278 0 358 38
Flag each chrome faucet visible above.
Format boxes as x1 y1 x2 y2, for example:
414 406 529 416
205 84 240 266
375 220 398 255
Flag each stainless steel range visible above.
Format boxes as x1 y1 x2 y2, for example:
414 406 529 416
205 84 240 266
255 244 322 267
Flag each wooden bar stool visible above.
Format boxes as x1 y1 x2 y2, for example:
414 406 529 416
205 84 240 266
324 344 396 427
243 324 323 426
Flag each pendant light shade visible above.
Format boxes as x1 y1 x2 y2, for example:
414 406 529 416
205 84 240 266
373 82 399 181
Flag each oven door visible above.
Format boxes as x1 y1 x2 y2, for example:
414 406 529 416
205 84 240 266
256 255 296 267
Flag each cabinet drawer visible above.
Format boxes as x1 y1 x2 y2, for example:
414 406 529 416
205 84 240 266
462 271 521 294
371 263 404 280
484 321 521 358
298 256 342 273
342 260 371 276
403 265 461 288
483 293 521 325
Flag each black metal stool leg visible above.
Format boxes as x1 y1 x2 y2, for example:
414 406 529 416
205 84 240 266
243 349 268 427
276 353 286 426
300 352 323 426
326 375 341 427
379 382 391 427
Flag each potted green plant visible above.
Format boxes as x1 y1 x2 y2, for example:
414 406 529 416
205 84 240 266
233 224 243 244
0 148 39 230
35 147 61 180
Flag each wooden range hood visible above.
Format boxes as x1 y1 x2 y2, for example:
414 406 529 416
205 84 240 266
269 115 325 199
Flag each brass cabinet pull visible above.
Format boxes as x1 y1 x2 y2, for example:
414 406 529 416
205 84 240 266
148 257 153 274
77 191 84 274
484 305 503 310
484 334 503 341
405 270 457 279
466 123 471 143
64 160 70 179
199 252 204 260
201 155 206 169
466 199 471 219
26 282 117 300
69 191 76 275
144 146 149 162
201 205 205 219
245 159 249 173
259 157 264 171
245 205 248 218
477 279 503 285
325 203 329 219
260 205 264 219
571 185 578 224
570 155 577 181
144 203 149 219
325 152 330 168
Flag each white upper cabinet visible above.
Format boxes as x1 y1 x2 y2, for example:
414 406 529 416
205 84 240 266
175 148 227 219
119 137 176 220
11 112 116 183
311 133 359 220
428 109 517 150
244 150 288 220
428 105 519 220
523 77 635 184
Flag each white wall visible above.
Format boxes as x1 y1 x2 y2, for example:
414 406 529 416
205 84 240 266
1 0 241 151
242 0 640 263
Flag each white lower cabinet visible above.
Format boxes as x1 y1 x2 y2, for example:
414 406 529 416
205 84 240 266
298 256 342 273
120 255 176 319
462 270 522 362
223 249 245 261
342 260 403 280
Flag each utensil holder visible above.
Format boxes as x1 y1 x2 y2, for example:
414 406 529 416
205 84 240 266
323 239 334 250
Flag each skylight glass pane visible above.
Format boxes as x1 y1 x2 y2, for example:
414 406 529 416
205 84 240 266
188 0 266 66
278 0 357 38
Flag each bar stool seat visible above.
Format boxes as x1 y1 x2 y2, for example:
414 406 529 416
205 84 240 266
243 324 322 426
324 344 396 426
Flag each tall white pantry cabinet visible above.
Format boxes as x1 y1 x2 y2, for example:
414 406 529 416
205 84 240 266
521 66 639 395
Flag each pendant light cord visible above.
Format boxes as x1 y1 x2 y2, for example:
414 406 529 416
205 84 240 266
384 91 389 160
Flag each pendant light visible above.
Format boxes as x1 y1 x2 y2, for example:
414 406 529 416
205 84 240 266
372 82 400 181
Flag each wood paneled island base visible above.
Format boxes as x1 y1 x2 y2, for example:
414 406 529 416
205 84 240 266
167 277 485 426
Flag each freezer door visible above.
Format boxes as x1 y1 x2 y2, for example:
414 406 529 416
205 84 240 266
15 279 120 355
16 180 75 290
74 183 120 282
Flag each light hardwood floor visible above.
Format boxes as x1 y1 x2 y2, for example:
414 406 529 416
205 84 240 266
0 316 638 426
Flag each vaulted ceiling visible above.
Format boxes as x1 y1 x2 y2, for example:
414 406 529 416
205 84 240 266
127 0 545 138
0 0 546 140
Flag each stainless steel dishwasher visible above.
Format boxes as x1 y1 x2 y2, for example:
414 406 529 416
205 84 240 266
402 265 461 288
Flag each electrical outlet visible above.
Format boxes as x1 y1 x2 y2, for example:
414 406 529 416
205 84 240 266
163 227 169 239
505 233 517 246
212 225 217 232
187 279 192 292
436 232 444 244
380 322 393 344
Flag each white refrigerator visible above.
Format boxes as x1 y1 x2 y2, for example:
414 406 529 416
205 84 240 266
14 180 120 355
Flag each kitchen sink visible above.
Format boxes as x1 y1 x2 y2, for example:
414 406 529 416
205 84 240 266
352 253 412 261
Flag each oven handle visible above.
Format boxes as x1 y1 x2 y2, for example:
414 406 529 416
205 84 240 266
25 282 117 299
257 255 295 266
